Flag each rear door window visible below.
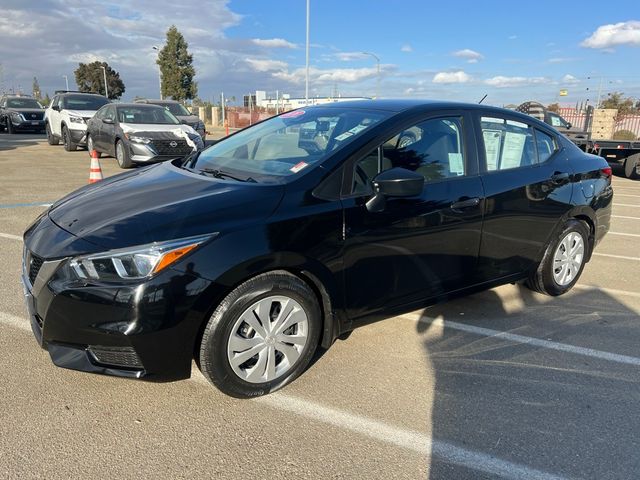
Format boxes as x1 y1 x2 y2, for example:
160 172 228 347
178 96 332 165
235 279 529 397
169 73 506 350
480 116 537 171
534 129 557 163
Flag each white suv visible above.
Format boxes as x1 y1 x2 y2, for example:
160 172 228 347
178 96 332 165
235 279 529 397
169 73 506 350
45 92 111 151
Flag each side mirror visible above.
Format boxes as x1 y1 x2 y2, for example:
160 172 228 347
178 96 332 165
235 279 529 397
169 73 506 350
565 122 572 129
51 105 60 112
102 118 114 124
366 167 424 212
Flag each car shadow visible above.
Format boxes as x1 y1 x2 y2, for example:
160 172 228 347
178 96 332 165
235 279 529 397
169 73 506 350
0 133 45 151
415 283 640 478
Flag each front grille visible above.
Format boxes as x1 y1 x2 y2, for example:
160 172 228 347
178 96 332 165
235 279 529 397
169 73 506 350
22 111 44 120
28 252 44 284
150 139 193 156
88 346 144 369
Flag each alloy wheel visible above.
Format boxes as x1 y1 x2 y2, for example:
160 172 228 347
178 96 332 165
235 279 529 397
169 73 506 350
227 295 309 384
552 231 585 286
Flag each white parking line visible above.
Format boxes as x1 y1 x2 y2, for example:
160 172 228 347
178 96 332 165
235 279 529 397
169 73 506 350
614 203 640 207
614 193 640 198
612 215 640 220
404 316 640 367
608 231 640 238
1 312 567 480
593 252 640 261
0 233 22 241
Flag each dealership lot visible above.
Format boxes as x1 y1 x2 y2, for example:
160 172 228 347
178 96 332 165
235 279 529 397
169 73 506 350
1 133 639 479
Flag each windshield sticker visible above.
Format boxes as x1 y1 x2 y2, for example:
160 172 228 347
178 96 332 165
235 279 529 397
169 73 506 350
290 161 309 173
347 124 368 135
334 131 354 142
280 110 305 119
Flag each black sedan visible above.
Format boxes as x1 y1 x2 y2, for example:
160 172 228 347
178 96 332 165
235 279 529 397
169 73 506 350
86 103 204 168
0 95 45 133
22 100 612 398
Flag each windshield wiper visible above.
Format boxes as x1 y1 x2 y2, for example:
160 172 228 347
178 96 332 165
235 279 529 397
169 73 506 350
198 168 257 183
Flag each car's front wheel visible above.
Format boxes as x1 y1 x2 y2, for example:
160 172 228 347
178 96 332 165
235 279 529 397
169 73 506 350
62 125 77 151
115 139 133 168
526 219 590 296
199 271 321 398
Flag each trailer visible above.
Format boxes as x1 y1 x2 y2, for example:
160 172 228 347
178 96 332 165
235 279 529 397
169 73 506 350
516 101 640 179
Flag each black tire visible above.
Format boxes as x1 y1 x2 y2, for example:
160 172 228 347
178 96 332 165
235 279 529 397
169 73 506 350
199 270 321 398
7 119 14 134
62 125 77 151
0 117 5 133
115 139 133 168
86 135 101 158
526 219 590 296
46 123 59 145
624 154 640 180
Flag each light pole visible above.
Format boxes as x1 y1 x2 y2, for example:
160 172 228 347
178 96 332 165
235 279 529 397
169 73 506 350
153 46 163 99
361 52 380 99
100 66 108 98
305 0 310 105
63 75 69 91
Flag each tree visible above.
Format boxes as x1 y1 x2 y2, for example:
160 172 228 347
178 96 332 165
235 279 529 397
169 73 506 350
74 61 125 99
547 103 560 113
32 77 41 99
613 130 637 141
41 93 51 107
157 26 197 101
599 92 637 115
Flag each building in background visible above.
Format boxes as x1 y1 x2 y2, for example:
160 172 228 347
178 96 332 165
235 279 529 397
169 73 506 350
243 90 370 111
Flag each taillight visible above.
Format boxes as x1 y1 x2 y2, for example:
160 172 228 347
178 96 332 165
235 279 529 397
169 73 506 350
601 166 612 176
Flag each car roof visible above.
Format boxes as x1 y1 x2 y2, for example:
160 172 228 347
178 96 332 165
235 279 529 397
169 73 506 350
114 103 165 109
135 99 178 104
316 99 549 127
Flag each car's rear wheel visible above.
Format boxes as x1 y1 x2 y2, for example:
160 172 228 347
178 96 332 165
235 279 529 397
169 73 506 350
115 140 133 168
624 154 639 180
199 271 321 398
62 126 77 151
526 219 590 296
87 135 101 158
7 119 14 134
46 123 59 145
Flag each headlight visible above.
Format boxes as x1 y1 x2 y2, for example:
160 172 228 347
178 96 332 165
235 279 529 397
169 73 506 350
68 234 214 282
69 116 85 124
11 112 25 122
127 135 152 144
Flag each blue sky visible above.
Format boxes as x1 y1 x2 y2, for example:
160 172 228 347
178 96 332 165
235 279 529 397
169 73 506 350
1 0 639 106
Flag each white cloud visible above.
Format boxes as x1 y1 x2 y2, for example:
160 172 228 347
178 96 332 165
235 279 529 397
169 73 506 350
274 66 383 85
484 76 547 88
432 71 471 84
452 49 484 63
334 51 369 61
245 58 288 72
401 44 413 52
562 74 580 85
251 38 297 49
548 57 576 63
581 20 640 49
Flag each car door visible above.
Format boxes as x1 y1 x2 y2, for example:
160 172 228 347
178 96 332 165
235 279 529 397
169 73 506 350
0 97 6 128
474 111 574 280
341 111 484 320
100 106 117 155
48 96 61 136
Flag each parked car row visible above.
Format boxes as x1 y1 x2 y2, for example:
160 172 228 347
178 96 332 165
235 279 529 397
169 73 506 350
1 91 206 169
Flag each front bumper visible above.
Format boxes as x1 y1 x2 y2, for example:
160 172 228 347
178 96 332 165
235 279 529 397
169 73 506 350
22 220 213 381
68 128 88 146
11 118 45 131
129 140 200 164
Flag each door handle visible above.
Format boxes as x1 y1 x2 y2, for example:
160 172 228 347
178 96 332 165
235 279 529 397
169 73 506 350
551 172 570 183
451 197 481 211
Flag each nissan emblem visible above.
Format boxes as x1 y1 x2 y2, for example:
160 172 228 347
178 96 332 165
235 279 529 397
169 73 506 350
169 141 178 147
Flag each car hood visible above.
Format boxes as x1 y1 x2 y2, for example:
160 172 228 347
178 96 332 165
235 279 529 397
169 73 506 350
120 122 198 136
8 107 44 114
66 109 98 119
48 161 285 250
176 114 201 126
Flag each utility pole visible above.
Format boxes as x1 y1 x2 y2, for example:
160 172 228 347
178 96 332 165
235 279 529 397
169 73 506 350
276 90 279 114
362 52 380 99
305 0 310 105
221 92 225 124
153 46 163 99
100 65 109 98
63 75 69 90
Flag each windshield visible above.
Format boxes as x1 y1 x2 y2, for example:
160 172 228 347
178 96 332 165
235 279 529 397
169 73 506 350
190 106 389 182
61 95 110 111
117 106 180 125
161 103 191 116
7 98 42 109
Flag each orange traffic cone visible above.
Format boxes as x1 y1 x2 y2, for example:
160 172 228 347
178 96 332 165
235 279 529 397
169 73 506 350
89 150 103 183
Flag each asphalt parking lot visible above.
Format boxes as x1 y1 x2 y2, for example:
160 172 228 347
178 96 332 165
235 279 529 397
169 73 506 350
1 132 639 480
